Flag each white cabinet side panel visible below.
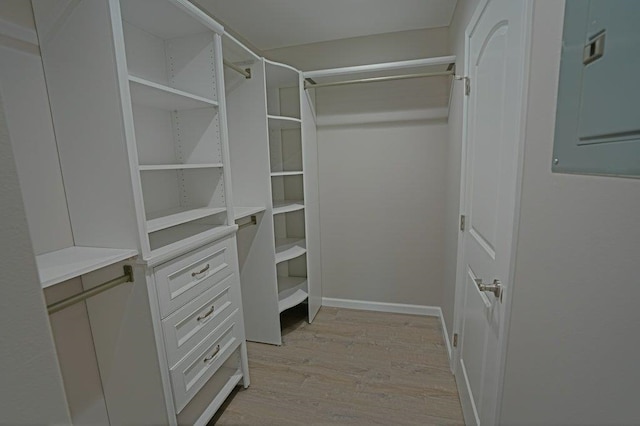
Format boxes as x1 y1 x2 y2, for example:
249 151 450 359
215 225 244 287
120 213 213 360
32 0 141 250
84 263 169 425
300 84 322 321
0 90 71 425
0 44 73 255
226 59 281 344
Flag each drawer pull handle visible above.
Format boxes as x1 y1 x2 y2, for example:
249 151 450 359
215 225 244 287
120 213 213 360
191 264 210 278
197 306 215 322
203 345 221 363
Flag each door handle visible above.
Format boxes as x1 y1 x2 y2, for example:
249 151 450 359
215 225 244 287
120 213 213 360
474 278 503 299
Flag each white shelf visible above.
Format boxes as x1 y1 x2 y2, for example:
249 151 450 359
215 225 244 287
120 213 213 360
139 163 223 171
234 206 266 220
272 200 305 215
36 246 138 289
146 206 226 233
277 277 308 313
267 115 301 130
129 75 219 111
270 171 303 177
275 238 306 264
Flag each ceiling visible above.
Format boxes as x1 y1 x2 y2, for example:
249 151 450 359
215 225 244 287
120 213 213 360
194 0 457 51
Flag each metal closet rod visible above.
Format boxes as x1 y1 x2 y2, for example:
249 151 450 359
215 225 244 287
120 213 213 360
223 59 252 79
47 265 134 315
304 68 455 89
236 215 257 230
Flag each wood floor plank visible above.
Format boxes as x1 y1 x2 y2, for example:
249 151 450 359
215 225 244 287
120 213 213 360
212 306 464 425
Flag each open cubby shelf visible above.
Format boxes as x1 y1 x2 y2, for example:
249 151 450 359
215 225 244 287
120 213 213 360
275 238 306 264
272 200 305 215
277 277 308 313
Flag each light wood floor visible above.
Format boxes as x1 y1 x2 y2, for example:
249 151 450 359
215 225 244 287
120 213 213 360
212 305 464 425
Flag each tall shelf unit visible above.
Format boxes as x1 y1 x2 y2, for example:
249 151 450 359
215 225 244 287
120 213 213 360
220 29 322 345
118 0 236 261
31 0 249 424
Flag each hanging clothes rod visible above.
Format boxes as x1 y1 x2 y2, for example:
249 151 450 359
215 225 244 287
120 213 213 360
304 69 454 89
223 59 252 79
47 265 134 314
237 215 257 230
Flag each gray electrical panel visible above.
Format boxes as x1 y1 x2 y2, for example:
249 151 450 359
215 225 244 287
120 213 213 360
553 0 640 178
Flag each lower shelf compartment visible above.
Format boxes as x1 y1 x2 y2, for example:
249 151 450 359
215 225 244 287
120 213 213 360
277 276 308 313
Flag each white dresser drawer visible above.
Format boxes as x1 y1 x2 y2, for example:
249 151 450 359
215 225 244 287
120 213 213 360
154 237 235 318
162 274 240 368
170 310 242 413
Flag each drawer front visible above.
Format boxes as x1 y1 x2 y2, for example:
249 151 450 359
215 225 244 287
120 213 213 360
170 310 242 412
162 274 240 367
154 237 235 317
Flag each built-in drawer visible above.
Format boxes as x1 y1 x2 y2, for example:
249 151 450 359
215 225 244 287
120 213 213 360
162 274 240 368
169 310 242 413
154 237 235 318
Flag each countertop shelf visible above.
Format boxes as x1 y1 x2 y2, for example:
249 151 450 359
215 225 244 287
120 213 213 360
37 246 138 289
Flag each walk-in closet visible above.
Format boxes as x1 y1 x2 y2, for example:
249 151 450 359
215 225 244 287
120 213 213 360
9 1 634 425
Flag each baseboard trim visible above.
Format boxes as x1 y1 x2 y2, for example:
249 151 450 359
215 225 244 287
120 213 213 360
438 307 453 365
322 297 440 316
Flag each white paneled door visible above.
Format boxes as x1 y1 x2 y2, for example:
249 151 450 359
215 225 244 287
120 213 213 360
453 0 531 424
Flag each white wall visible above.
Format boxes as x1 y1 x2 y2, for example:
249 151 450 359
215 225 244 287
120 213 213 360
442 0 480 338
265 29 450 307
499 1 640 424
266 27 449 71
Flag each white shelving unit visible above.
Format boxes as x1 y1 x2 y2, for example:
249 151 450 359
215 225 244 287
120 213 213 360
265 60 316 342
31 1 249 425
221 35 322 345
117 0 236 260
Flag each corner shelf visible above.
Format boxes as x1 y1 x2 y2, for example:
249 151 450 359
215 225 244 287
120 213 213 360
272 200 305 215
146 206 227 233
267 115 302 130
36 246 138 289
129 75 219 111
277 277 308 313
275 238 306 264
139 163 223 171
